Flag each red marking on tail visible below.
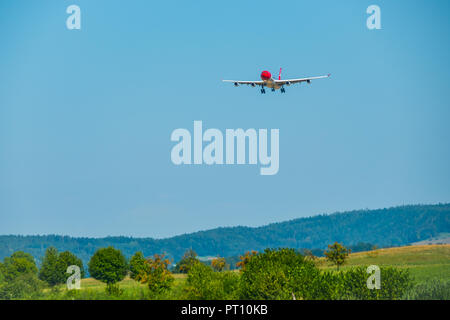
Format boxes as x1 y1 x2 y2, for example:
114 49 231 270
278 68 282 80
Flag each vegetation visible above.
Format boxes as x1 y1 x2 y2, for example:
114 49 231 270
324 242 350 270
39 247 85 286
0 237 448 300
129 251 146 281
317 244 450 283
236 250 258 270
183 261 239 300
0 204 450 300
0 252 44 299
404 279 450 300
1 204 448 268
331 266 412 300
211 257 227 272
240 248 321 300
139 254 174 295
88 247 128 295
174 249 199 274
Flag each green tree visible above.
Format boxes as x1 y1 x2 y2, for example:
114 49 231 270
88 247 128 295
139 254 174 294
58 250 85 279
324 242 350 270
39 247 62 286
39 247 85 286
129 251 146 281
0 251 43 300
2 251 38 282
174 249 199 274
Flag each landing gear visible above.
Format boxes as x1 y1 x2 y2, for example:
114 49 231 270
261 87 266 94
271 88 275 92
281 87 286 93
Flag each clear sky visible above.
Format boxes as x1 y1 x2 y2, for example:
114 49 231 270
1 0 449 238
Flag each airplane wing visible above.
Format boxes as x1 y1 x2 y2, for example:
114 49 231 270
274 74 331 85
222 80 265 87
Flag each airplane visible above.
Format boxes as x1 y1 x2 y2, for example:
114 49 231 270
223 68 331 94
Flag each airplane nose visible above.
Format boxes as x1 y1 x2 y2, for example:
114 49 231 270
261 71 271 80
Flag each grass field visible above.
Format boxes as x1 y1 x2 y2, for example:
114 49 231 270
316 244 450 283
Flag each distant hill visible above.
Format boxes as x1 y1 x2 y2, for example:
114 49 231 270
0 204 449 268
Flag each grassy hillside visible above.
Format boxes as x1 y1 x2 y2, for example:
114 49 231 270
317 244 450 283
1 204 449 267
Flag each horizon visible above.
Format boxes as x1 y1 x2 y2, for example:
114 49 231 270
1 202 448 240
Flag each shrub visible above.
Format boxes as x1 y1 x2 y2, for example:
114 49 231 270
183 262 239 300
333 266 412 300
239 248 321 300
0 251 43 300
0 273 44 300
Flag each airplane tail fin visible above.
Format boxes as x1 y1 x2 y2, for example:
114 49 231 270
278 68 282 80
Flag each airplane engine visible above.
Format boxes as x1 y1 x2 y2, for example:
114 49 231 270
285 81 291 86
307 80 311 84
251 83 256 87
234 82 239 87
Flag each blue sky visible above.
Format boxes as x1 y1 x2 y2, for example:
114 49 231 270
1 0 449 238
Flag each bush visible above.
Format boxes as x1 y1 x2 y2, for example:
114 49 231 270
2 251 38 282
0 251 44 300
0 273 44 300
332 266 412 300
239 248 321 300
183 262 239 300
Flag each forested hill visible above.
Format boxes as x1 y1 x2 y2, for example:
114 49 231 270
1 204 449 266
